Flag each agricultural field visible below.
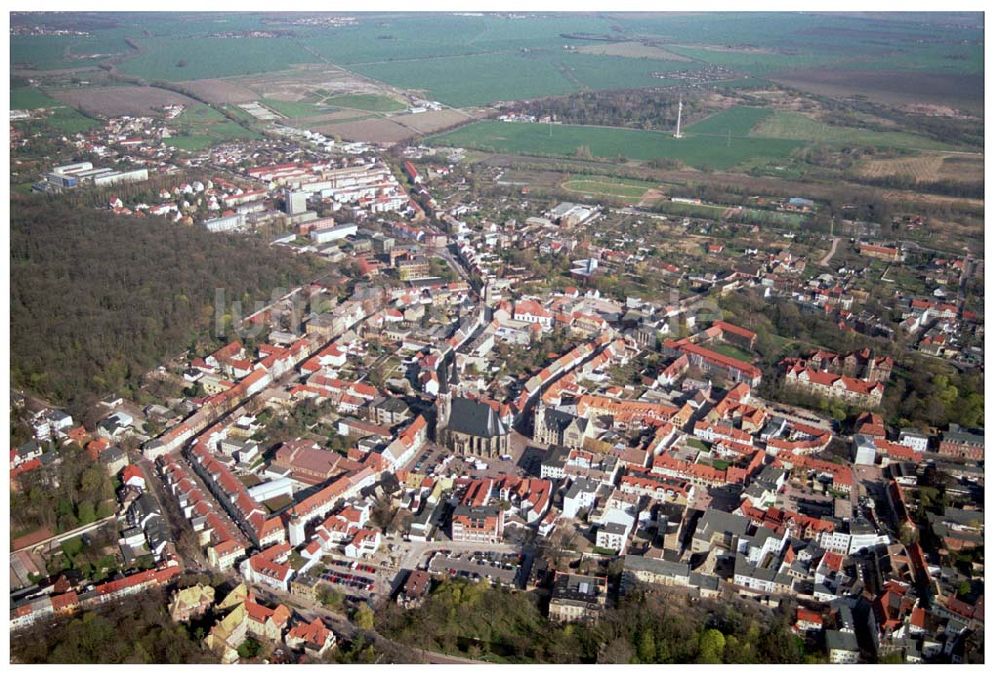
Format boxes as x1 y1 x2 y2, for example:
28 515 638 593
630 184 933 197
11 89 101 133
770 69 983 112
685 106 774 137
14 12 982 113
117 36 314 82
576 41 691 60
350 51 579 108
429 119 803 170
175 78 259 104
858 152 984 184
388 109 476 135
11 87 62 110
750 111 955 151
10 30 134 70
47 86 200 117
312 117 415 144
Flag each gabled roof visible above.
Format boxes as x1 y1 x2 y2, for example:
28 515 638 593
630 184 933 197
448 397 508 437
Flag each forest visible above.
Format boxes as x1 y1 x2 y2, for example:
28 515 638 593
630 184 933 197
11 590 212 664
509 88 712 132
10 195 325 419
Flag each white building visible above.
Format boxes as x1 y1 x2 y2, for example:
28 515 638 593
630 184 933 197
310 223 358 245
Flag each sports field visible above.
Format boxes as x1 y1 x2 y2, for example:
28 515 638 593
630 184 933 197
561 177 660 200
428 120 803 170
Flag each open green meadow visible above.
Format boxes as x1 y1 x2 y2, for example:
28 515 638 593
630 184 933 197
166 104 261 151
686 106 774 137
325 94 406 112
11 88 100 133
429 119 803 170
46 107 101 134
750 111 954 150
11 87 62 110
118 36 313 82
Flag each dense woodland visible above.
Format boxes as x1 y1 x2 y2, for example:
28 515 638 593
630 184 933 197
510 88 708 132
378 577 813 663
11 590 212 664
10 195 325 419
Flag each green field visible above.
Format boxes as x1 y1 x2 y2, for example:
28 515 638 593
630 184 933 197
657 201 732 219
13 13 982 110
12 88 101 133
428 120 803 170
686 106 774 136
562 176 659 200
325 94 406 112
708 343 756 363
118 36 313 82
751 111 953 150
166 104 261 151
46 107 101 134
351 49 696 107
11 87 62 110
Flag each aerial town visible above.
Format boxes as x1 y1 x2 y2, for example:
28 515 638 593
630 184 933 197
9 9 985 667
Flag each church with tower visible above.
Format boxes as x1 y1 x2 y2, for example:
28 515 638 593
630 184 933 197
435 360 510 458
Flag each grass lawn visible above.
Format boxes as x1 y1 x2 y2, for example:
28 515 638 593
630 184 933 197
325 93 406 112
687 438 711 452
709 343 756 363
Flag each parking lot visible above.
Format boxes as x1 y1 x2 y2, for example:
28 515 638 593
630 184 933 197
314 555 391 598
427 549 522 586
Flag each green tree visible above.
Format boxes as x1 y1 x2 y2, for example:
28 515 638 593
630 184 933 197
637 627 657 663
354 605 375 631
237 637 262 660
77 501 97 525
697 628 725 664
